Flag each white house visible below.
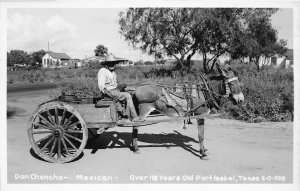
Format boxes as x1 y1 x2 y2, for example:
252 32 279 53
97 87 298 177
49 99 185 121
257 49 293 69
42 51 72 68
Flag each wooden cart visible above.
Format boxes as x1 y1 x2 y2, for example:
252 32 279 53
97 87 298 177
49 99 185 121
28 93 210 163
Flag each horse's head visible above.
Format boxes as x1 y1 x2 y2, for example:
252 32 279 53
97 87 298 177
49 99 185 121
214 62 244 105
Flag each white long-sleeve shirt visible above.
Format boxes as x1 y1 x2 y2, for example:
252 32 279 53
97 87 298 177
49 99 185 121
97 68 117 93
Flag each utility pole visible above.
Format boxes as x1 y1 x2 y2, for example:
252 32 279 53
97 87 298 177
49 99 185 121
48 41 50 68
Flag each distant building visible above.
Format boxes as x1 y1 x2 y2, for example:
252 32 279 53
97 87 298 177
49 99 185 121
258 49 294 69
278 49 293 68
70 58 81 68
42 51 72 68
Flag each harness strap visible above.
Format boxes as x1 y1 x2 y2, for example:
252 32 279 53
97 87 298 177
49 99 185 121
224 81 230 98
135 75 236 115
199 75 221 109
227 77 238 82
161 88 179 108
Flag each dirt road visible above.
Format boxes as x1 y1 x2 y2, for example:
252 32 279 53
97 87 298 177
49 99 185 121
7 89 293 184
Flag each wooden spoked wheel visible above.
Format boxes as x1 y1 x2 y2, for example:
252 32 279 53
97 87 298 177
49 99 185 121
28 102 88 163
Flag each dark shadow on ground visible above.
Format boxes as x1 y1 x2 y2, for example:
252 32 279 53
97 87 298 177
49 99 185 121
86 130 202 158
7 106 26 119
29 148 84 163
28 130 203 163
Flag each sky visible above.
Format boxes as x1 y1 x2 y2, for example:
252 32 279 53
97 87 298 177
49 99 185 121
7 8 293 61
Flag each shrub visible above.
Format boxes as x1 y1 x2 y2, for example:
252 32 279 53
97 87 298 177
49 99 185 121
8 79 14 84
224 64 293 122
63 69 75 78
57 78 102 97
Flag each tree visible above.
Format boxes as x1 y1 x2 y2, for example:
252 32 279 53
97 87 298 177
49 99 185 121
196 8 246 73
194 8 281 73
30 49 46 66
7 50 33 67
144 61 154 65
94 44 108 57
230 11 287 70
119 8 207 72
119 8 284 73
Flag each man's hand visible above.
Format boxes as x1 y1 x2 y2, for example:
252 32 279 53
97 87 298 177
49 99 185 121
103 88 113 98
117 83 127 92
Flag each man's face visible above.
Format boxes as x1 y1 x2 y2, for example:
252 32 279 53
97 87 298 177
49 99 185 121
106 63 116 71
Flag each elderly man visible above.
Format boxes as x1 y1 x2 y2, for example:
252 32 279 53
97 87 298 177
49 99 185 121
97 54 143 122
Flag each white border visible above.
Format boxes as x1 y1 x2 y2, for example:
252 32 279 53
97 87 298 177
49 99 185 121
1 1 299 191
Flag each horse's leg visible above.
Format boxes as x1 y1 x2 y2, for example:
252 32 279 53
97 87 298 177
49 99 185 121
131 126 140 154
138 103 155 120
130 103 154 154
197 118 207 158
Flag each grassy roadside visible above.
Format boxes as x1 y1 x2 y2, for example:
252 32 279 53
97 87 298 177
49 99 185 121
7 62 294 122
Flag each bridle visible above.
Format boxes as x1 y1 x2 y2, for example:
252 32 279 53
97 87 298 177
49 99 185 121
222 77 239 98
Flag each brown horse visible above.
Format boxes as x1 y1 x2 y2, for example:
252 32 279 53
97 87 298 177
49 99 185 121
129 63 244 158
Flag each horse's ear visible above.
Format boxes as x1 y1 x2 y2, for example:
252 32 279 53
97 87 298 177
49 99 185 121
224 63 238 76
216 62 227 77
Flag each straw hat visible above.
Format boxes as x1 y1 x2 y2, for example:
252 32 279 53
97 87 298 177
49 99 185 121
102 54 119 65
105 54 117 62
102 54 128 65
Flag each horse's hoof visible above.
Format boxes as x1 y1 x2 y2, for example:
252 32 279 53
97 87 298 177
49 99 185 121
200 150 207 158
134 149 140 154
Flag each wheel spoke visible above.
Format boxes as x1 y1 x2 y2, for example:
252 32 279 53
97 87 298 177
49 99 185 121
50 138 57 157
37 114 55 128
65 129 83 134
64 121 80 130
41 136 55 151
35 133 53 144
62 114 75 128
63 136 78 151
54 107 58 124
57 138 61 159
32 122 53 131
46 109 56 126
64 133 83 143
32 130 52 134
61 138 70 156
60 109 67 126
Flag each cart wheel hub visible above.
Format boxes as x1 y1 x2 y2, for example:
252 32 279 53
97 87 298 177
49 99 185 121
54 129 61 137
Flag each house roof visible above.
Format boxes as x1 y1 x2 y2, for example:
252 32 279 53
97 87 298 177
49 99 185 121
48 51 71 59
285 49 293 60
